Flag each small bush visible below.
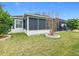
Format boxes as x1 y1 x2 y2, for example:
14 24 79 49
0 6 13 35
66 19 79 30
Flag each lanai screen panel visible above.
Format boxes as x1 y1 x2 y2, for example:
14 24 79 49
23 19 27 30
29 17 49 30
29 18 38 30
39 19 46 29
45 20 49 29
39 19 49 30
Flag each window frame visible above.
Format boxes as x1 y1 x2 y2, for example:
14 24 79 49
15 19 23 29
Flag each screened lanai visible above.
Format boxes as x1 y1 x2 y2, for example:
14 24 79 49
23 14 50 35
11 14 65 36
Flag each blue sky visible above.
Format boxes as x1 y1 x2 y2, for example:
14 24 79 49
0 2 79 20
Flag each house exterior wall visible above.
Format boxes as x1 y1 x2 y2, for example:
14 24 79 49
10 16 24 33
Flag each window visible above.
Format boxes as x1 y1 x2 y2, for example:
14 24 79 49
16 20 23 28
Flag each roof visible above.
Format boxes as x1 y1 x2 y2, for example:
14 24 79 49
11 14 65 22
24 14 49 19
11 15 24 19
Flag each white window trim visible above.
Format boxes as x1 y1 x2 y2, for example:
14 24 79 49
15 19 23 29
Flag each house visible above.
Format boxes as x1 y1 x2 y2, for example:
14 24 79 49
10 14 65 36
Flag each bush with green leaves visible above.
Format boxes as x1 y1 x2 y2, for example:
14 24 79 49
66 19 79 30
0 6 13 35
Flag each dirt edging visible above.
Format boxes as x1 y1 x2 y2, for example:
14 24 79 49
0 35 11 41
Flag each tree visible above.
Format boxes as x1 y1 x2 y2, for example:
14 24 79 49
47 17 54 35
0 5 13 35
66 19 78 30
46 17 58 35
77 19 79 29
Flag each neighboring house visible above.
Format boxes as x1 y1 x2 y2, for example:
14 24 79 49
10 14 65 36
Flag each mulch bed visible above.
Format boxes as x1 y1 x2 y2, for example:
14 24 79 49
0 35 11 41
0 36 7 39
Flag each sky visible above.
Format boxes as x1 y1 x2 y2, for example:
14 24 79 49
0 2 79 20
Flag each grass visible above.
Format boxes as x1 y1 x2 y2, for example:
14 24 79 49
0 32 79 56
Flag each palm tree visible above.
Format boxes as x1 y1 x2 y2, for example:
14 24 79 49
46 16 60 35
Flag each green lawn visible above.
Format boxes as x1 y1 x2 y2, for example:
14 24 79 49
0 32 79 56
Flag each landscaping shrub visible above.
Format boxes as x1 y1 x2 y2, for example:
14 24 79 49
66 19 79 30
0 6 13 35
